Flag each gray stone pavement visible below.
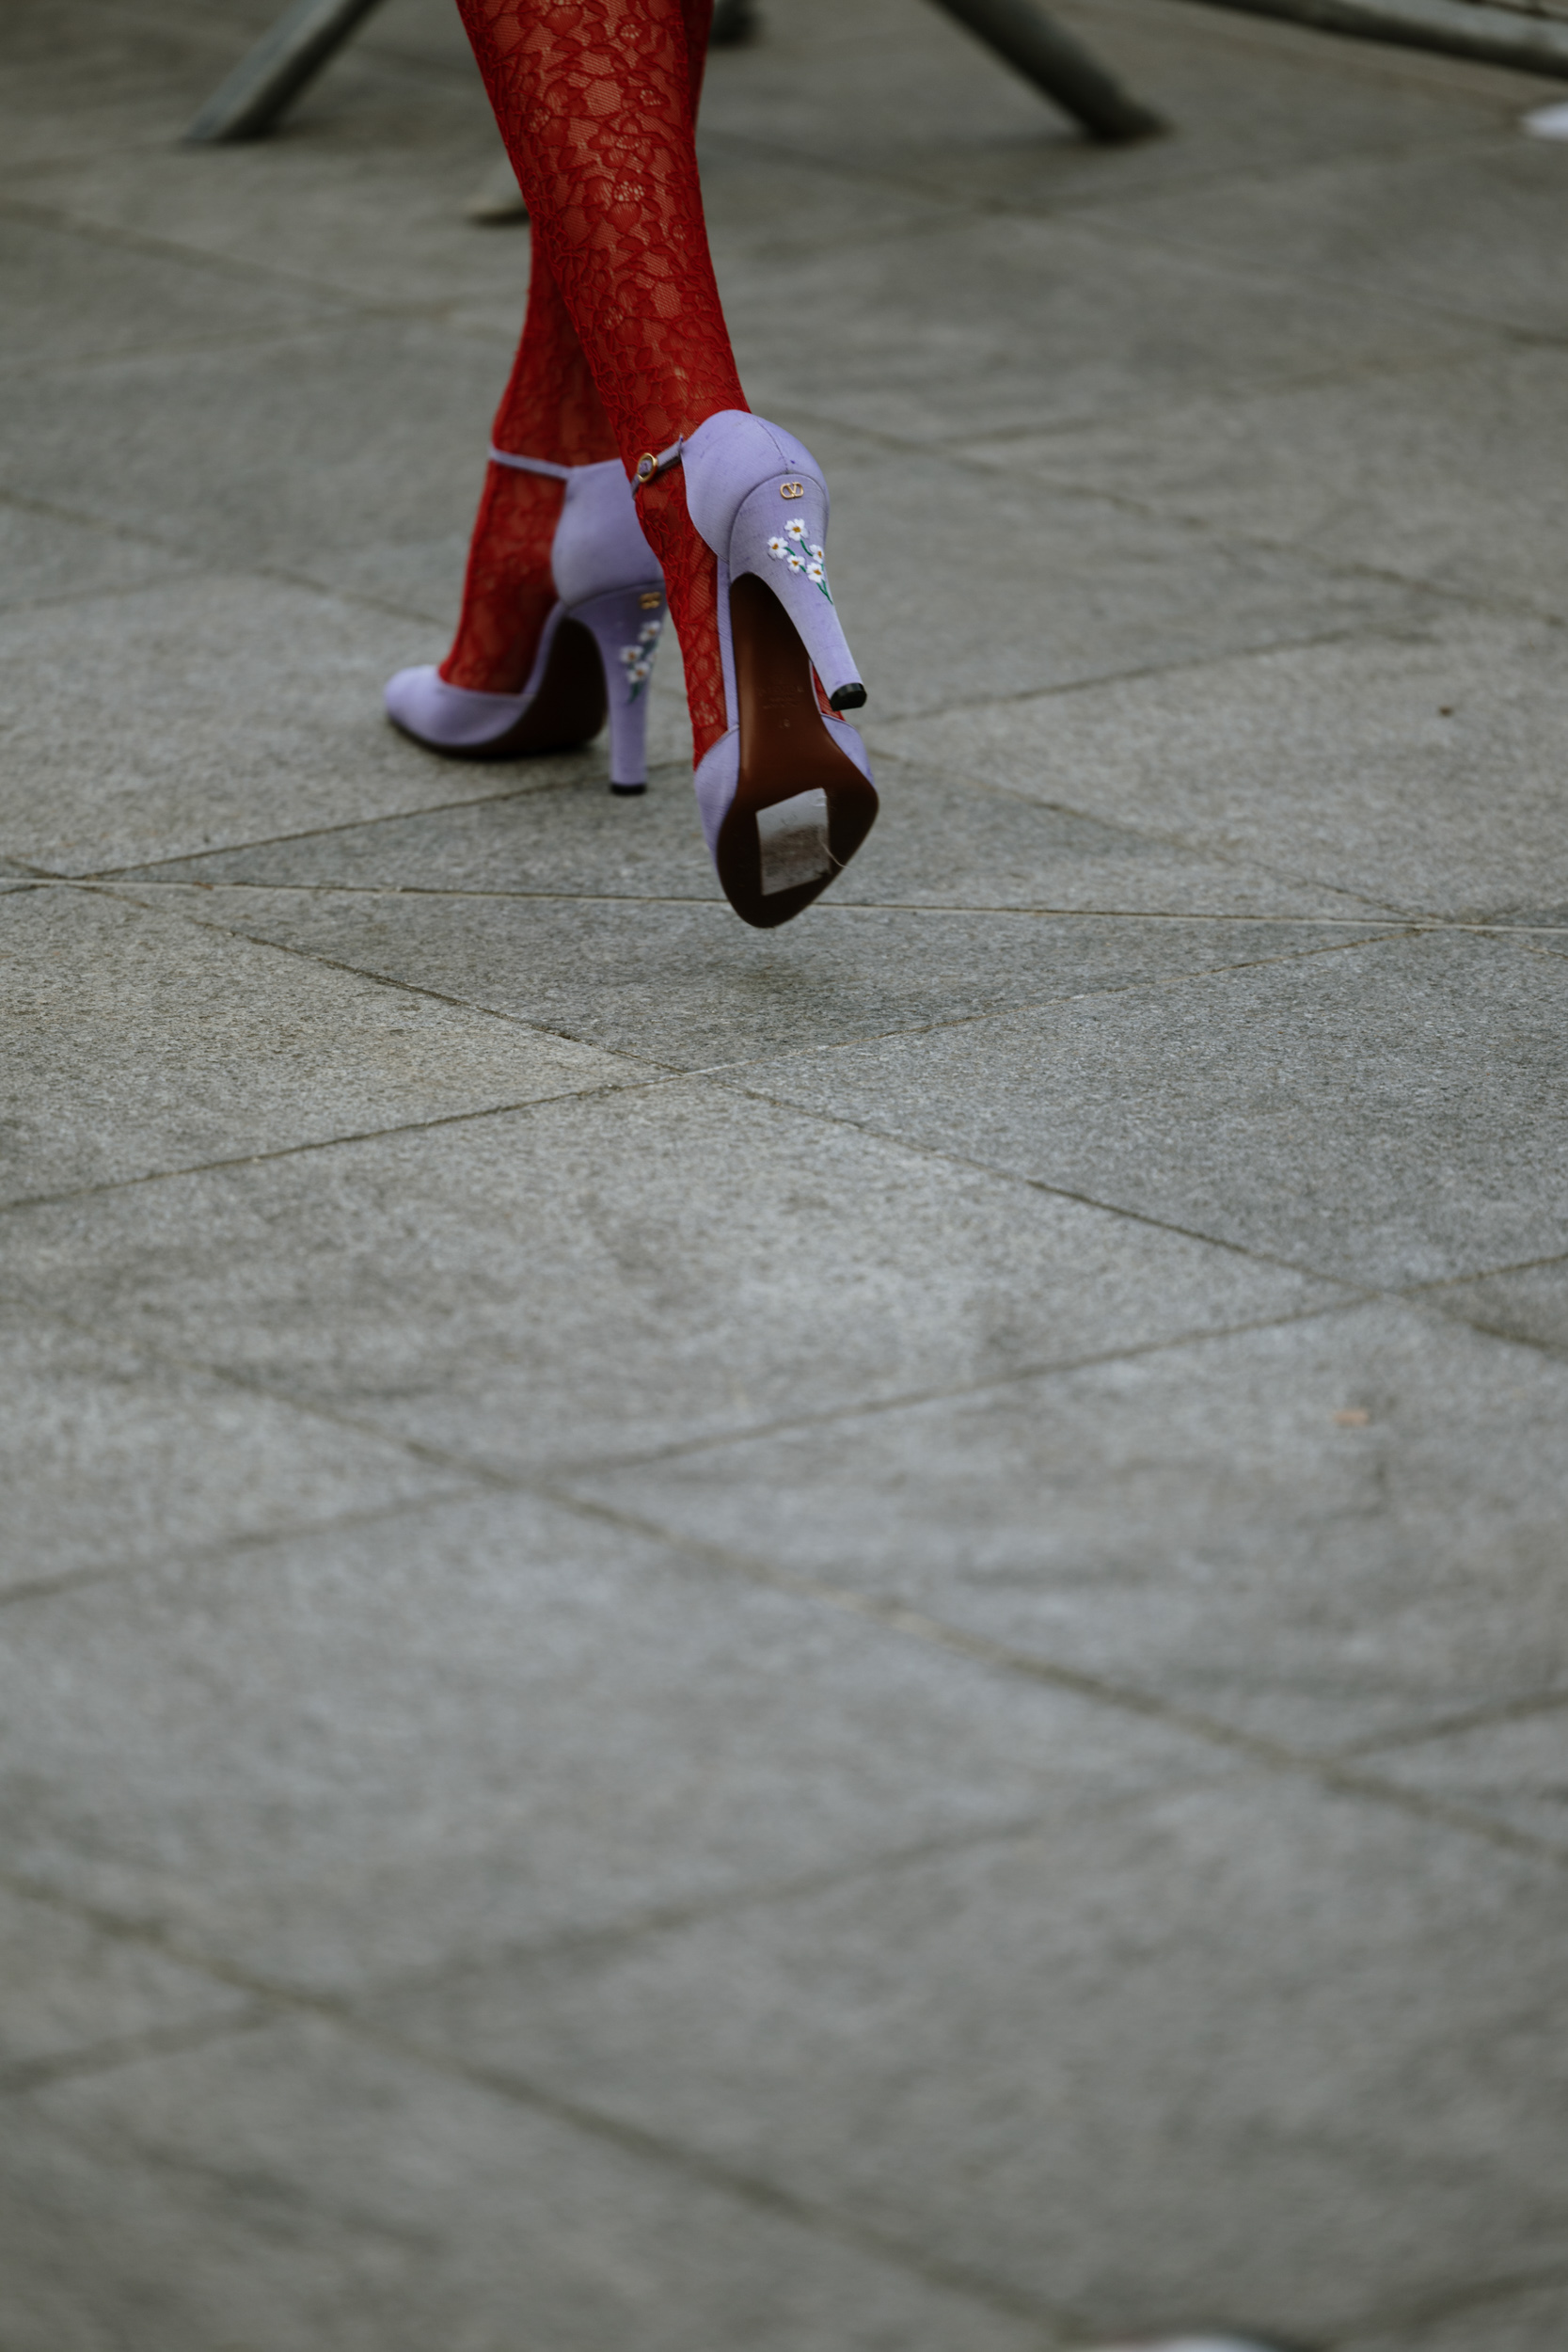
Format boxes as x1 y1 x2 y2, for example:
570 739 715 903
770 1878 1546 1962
2 0 1567 2343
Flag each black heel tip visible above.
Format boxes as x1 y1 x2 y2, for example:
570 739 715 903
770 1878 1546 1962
610 781 647 796
830 684 866 712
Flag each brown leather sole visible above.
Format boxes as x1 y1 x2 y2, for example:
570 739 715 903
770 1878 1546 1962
715 572 879 930
389 617 607 762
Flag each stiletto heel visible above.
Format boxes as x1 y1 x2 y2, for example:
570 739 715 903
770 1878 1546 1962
638 411 878 929
571 583 667 794
385 453 665 790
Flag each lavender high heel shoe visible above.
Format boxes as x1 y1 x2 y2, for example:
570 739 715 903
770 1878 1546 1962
385 451 665 794
636 411 877 928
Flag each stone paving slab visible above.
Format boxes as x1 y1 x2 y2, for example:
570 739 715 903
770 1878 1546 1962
1081 135 1568 338
1432 1248 1568 1351
2 1083 1338 1474
807 428 1440 725
0 1489 1234 1991
0 882 649 1200
0 1301 466 1597
107 752 1381 917
1339 2280 1568 2352
361 1773 1568 2344
709 930 1568 1287
970 342 1568 625
695 141 968 273
119 882 1393 1070
8 119 533 324
570 1298 1568 1755
0 1886 252 2085
4 0 1566 2338
0 574 536 872
871 610 1568 919
0 213 349 380
4 2014 1045 2352
0 499 198 616
0 321 499 576
736 211 1488 452
1354 1706 1568 1851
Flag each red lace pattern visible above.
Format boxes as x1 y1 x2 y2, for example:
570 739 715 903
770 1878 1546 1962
445 0 738 757
441 259 615 693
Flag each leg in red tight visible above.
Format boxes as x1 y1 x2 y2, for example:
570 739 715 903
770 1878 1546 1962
441 260 616 692
453 0 740 760
442 0 726 746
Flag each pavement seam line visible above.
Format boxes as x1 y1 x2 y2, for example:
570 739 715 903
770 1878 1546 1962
0 1482 488 1615
1322 2254 1568 2346
0 1866 1070 2339
693 921 1418 1066
0 1290 1375 1575
957 334 1525 458
995 132 1565 334
335 1802 1173 2006
786 392 1568 639
1415 1292 1568 1368
87 869 1420 1097
72 876 689 1054
8 921 1523 1398
0 2006 277 2101
25 870 1566 935
0 887 1418 1238
0 491 488 633
0 187 418 314
79 876 1428 924
219 1295 1370 1489
531 1487 1568 1870
339 2021 1075 2338
531 1294 1369 1479
1330 1680 1568 1761
12 1290 1558 1874
949 449 1568 636
0 1069 685 1222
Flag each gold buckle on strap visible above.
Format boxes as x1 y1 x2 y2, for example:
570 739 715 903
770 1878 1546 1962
633 439 684 492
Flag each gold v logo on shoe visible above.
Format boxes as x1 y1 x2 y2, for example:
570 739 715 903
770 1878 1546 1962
779 481 805 499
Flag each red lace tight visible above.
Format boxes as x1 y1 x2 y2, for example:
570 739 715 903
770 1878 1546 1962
444 0 741 763
440 260 614 699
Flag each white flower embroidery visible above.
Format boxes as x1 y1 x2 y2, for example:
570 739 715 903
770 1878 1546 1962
768 515 834 602
617 613 662 702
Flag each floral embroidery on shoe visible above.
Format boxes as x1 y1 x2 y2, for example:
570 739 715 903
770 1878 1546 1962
767 516 833 602
617 615 662 702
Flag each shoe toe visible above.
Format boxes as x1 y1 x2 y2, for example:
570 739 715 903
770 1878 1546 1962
384 663 443 734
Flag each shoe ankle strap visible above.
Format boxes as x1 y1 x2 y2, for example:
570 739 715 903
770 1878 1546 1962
491 439 687 493
632 437 685 493
489 446 574 479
